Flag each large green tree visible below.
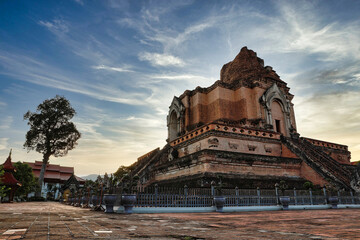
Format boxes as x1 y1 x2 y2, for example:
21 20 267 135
24 95 81 195
114 165 130 180
13 162 38 199
0 166 8 200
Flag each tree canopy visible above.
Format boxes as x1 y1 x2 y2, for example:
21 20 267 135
23 95 81 195
0 166 8 199
13 162 39 199
24 95 81 158
114 165 130 180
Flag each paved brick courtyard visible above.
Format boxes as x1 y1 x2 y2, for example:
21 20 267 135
0 202 359 239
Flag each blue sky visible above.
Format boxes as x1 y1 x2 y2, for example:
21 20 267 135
1 0 360 176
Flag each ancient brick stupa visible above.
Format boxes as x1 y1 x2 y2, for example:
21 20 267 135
131 47 360 191
1 150 21 202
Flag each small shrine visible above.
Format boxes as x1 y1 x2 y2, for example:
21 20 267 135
61 174 82 201
1 150 21 202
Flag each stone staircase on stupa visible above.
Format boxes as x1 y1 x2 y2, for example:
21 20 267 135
282 136 353 190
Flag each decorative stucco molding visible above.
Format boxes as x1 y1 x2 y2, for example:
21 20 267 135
260 83 292 136
167 97 185 142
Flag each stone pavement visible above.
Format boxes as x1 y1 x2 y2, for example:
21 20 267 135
0 202 360 239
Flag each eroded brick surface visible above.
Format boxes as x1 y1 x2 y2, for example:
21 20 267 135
0 202 360 239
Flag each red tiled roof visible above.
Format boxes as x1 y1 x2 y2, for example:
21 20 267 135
24 161 76 184
60 166 74 173
75 176 86 183
1 151 21 186
2 155 15 171
60 172 73 181
1 172 21 186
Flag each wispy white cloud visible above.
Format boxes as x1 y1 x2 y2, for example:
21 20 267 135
0 51 147 105
150 74 214 81
38 19 69 35
93 64 133 72
139 52 185 67
74 0 84 5
64 104 168 174
149 22 214 52
0 116 13 130
295 91 360 160
0 138 9 151
118 5 216 55
38 17 131 70
258 1 360 62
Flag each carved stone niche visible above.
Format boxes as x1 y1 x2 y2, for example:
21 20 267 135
260 83 293 137
168 148 179 161
208 138 219 148
167 97 185 142
228 142 238 150
264 145 272 153
248 145 257 151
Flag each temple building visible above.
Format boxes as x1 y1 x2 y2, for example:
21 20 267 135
0 151 21 202
131 47 360 191
25 161 85 199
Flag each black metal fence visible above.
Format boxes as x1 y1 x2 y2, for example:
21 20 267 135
124 185 360 208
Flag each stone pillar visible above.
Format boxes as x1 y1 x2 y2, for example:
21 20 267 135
235 186 239 206
350 190 355 204
293 188 297 205
323 186 327 204
275 184 279 205
155 184 158 207
211 181 215 196
257 187 261 206
309 188 313 205
184 185 188 207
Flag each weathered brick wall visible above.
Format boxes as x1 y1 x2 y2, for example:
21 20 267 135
299 162 329 186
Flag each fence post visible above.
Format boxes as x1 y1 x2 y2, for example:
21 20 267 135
155 184 158 207
211 181 215 196
235 186 239 206
350 190 355 204
184 185 188 207
257 187 261 206
275 184 279 205
337 190 341 204
309 188 313 205
323 186 327 204
293 188 297 205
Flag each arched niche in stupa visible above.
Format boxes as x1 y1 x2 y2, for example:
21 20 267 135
260 83 292 137
167 97 185 142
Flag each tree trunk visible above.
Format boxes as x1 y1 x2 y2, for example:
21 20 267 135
36 155 50 197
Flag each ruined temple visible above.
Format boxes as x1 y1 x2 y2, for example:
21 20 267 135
131 47 360 191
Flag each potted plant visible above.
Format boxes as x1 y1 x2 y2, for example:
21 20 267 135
325 182 339 209
276 180 290 210
90 184 101 207
92 176 106 211
82 181 94 208
212 175 226 212
90 188 100 207
74 193 82 207
86 178 99 208
121 174 139 214
103 174 119 213
80 187 90 208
